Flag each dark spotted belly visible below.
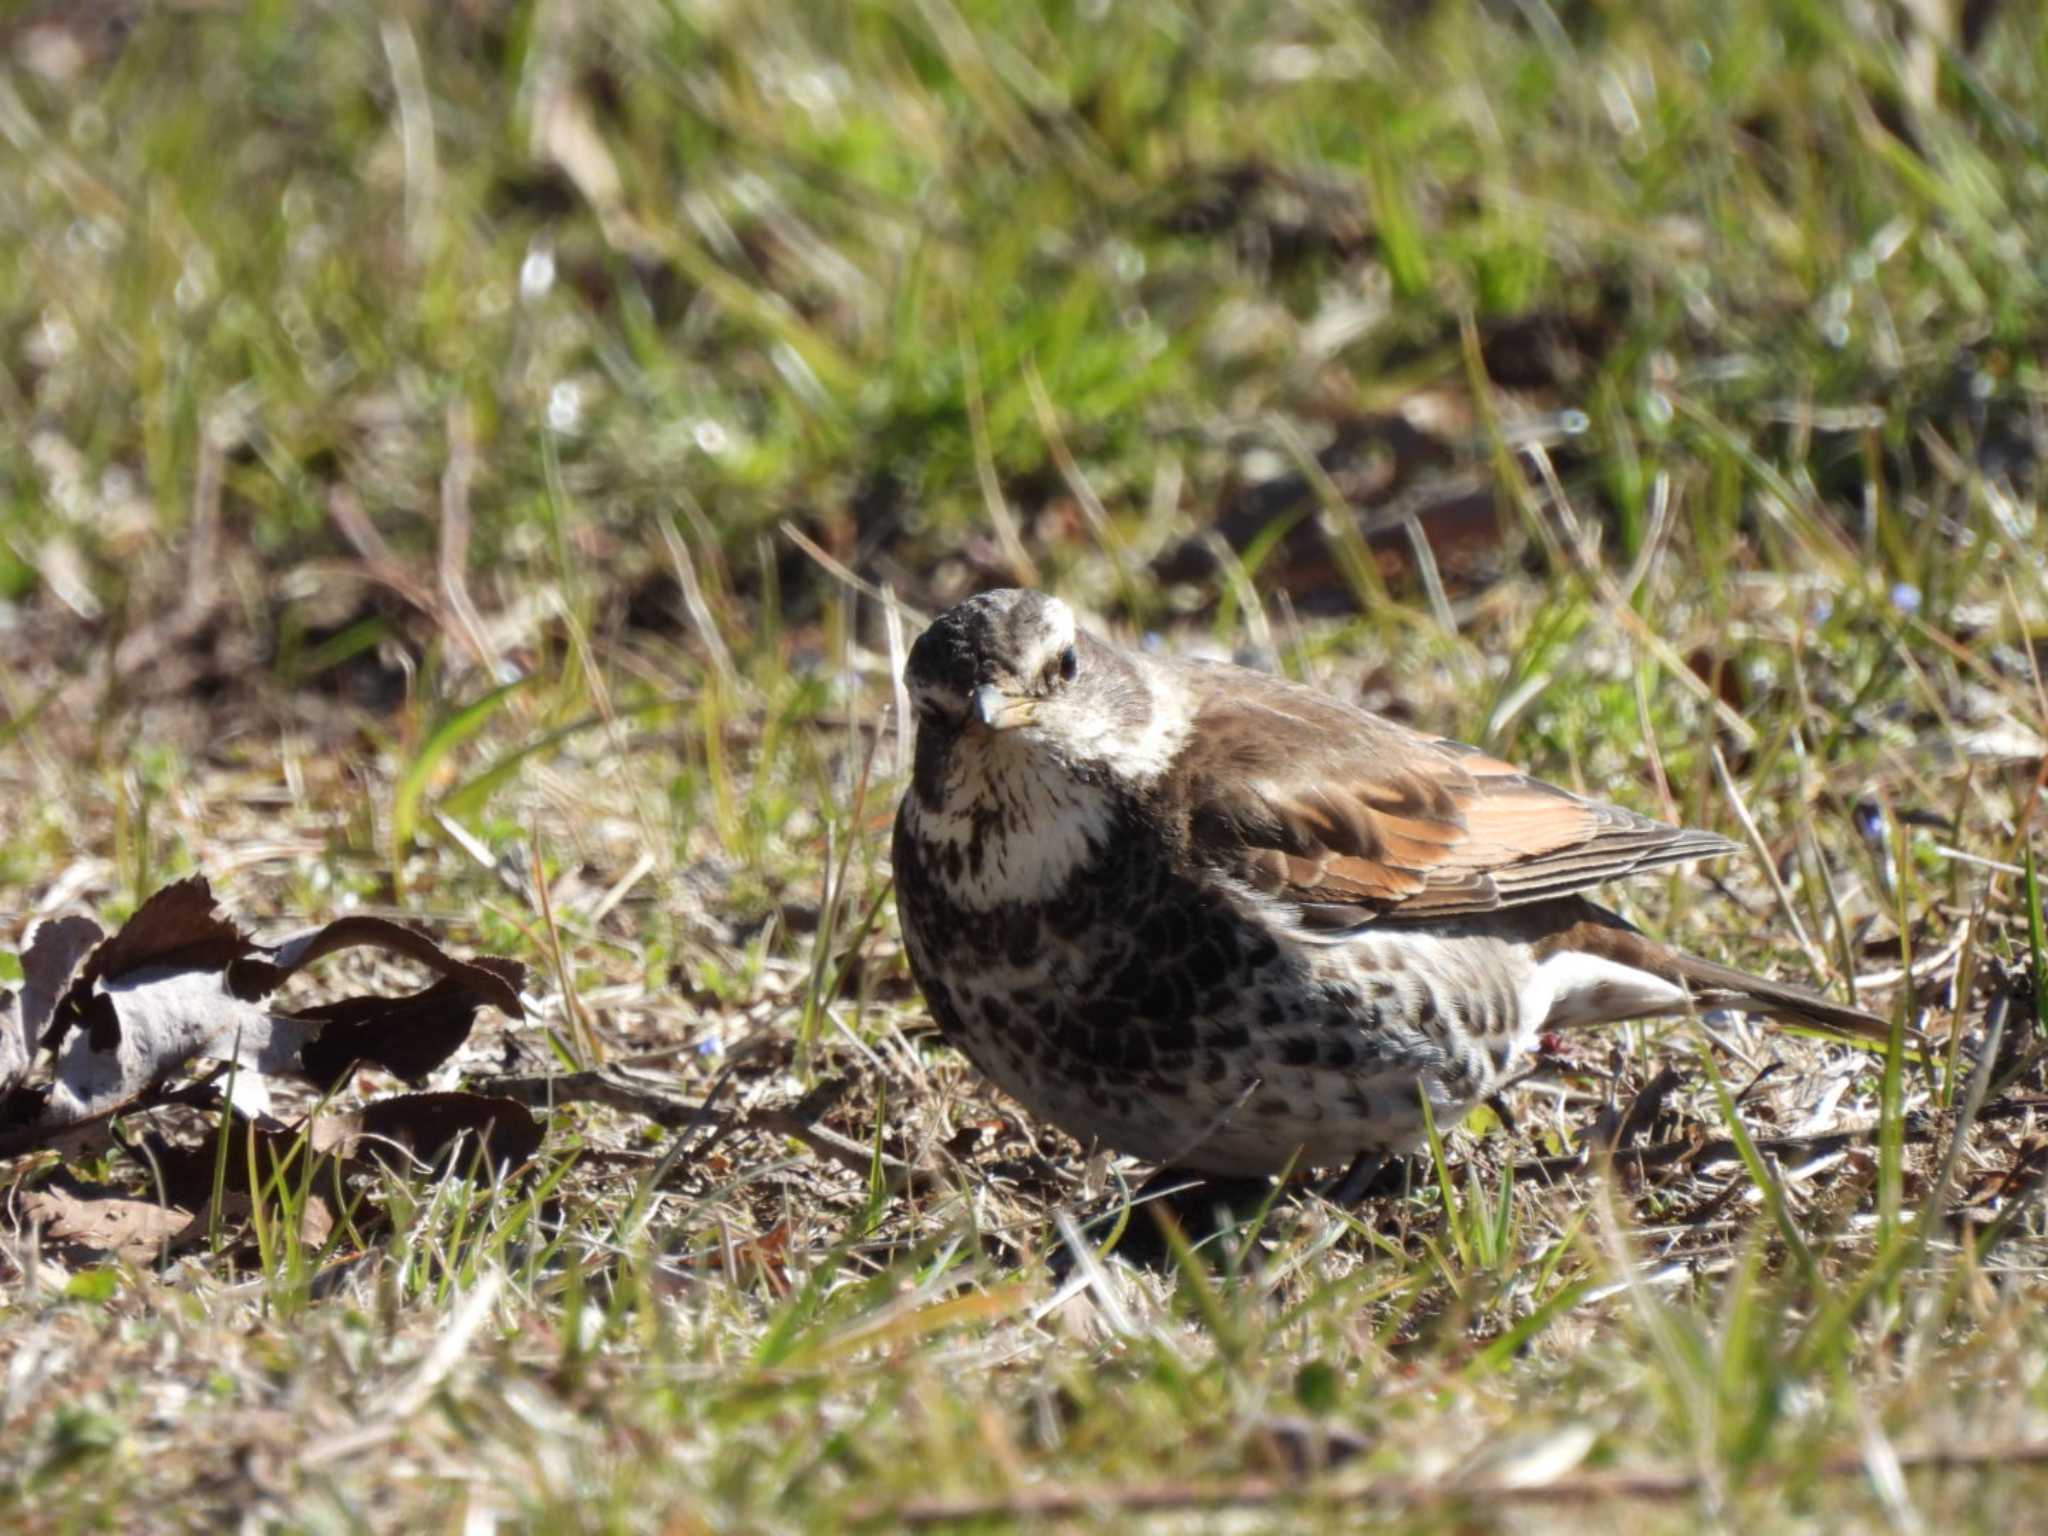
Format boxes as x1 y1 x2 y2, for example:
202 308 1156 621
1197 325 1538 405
892 795 1530 1174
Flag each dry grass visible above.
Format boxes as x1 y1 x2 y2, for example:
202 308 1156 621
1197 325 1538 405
3 0 2048 1529
4 551 2046 1530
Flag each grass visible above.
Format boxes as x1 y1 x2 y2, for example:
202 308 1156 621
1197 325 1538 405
3 0 2048 1528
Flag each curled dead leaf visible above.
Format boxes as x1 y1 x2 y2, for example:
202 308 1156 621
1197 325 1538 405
289 959 529 1091
118 1093 542 1248
1 914 105 1101
2 877 526 1141
18 1176 191 1267
2 880 544 1269
174 1189 337 1259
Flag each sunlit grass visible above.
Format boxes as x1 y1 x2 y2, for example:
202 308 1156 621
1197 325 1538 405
2 0 2048 1528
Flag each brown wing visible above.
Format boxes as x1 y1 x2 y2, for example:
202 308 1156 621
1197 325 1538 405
1166 659 1735 925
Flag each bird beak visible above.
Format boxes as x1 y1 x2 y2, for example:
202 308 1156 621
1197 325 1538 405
971 685 1037 732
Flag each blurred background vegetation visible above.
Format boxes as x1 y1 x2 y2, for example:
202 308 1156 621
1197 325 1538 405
2 0 2041 722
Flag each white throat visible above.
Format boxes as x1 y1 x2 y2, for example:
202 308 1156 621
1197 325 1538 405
908 734 1117 909
906 655 1193 909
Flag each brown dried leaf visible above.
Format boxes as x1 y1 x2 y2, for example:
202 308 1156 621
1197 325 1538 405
130 1120 340 1214
290 958 529 1091
172 1190 336 1258
19 1177 191 1266
310 1092 544 1174
70 878 256 1003
133 1094 541 1216
18 877 526 1137
227 916 526 1013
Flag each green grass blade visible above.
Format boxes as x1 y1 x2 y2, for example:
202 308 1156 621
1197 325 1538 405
390 676 532 853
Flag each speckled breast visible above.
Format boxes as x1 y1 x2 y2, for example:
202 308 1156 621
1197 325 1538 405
899 786 1252 1028
891 786 1514 1173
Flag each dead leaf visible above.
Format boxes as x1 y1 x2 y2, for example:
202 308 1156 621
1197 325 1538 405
123 1093 541 1246
289 959 529 1091
1247 1414 1373 1476
226 914 524 1005
46 966 322 1124
129 1118 336 1216
171 1190 336 1259
19 1176 191 1267
0 882 540 1269
310 1092 543 1174
71 881 253 1000
10 877 525 1138
2 913 104 1100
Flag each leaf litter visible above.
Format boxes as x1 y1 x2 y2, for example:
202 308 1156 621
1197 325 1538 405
1 877 530 1268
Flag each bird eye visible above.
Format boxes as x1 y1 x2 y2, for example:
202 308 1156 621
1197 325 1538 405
1058 644 1078 683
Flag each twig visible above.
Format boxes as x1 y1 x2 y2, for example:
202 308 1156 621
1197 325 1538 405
326 486 448 631
70 418 233 712
1853 923 1969 992
658 509 737 693
472 1071 946 1196
437 398 498 676
1607 1066 1686 1151
882 588 913 780
1921 992 2008 1232
1522 440 1758 747
1021 355 1141 614
379 16 439 264
959 324 1040 588
1518 1096 2048 1183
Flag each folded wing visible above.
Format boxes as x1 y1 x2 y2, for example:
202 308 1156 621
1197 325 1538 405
1167 660 1734 926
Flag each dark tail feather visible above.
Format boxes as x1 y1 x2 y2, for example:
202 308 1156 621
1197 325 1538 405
1656 948 1899 1045
1545 903 1900 1045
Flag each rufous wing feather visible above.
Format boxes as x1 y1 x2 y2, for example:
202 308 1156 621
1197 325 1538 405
1167 658 1737 924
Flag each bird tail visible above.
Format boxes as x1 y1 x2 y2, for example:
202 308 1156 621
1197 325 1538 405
1650 947 1897 1045
1537 901 1899 1046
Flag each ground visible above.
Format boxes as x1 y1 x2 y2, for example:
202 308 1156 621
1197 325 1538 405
2 0 2048 1529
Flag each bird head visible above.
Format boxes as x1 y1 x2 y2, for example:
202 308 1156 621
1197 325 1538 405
903 588 1084 737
